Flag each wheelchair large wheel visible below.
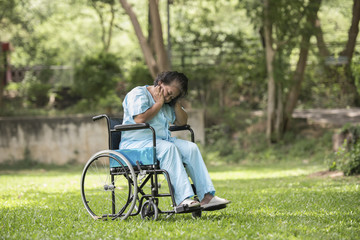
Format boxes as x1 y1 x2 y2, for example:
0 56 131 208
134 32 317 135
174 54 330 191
81 150 137 220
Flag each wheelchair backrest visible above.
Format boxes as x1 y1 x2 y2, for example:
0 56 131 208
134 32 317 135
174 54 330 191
109 117 123 150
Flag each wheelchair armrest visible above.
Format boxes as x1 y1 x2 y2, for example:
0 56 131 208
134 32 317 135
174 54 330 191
169 125 195 143
169 125 191 132
114 123 157 149
114 123 150 131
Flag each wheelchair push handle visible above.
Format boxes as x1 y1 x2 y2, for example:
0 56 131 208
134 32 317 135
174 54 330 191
92 114 108 121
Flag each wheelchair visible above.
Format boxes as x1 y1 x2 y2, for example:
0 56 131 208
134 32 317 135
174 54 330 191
81 114 226 221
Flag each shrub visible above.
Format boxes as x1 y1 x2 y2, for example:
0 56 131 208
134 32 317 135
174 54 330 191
21 73 52 107
125 62 153 91
334 141 360 176
72 52 121 102
204 124 233 154
331 125 360 175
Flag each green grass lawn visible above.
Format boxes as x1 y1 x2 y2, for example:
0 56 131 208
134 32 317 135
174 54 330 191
1 163 359 239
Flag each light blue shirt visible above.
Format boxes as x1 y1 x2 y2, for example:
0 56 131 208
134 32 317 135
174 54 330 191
121 86 176 143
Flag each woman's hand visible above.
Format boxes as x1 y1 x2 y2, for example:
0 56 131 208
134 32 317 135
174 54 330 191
134 85 164 123
153 85 165 105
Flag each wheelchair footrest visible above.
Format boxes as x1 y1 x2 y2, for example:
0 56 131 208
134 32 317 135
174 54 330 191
202 204 227 211
174 205 203 213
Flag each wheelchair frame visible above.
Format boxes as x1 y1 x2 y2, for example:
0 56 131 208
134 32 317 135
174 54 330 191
81 114 203 221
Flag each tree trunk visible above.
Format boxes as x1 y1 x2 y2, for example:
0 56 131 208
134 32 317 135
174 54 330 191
340 0 360 106
284 0 322 130
149 0 170 72
91 1 115 52
284 35 311 129
314 17 330 59
314 0 360 106
264 0 277 143
119 0 158 79
340 0 360 62
264 0 322 141
147 2 155 56
105 4 116 52
275 82 284 140
95 6 106 51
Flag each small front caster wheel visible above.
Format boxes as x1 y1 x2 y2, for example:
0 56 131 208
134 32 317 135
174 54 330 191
192 209 202 219
141 200 158 220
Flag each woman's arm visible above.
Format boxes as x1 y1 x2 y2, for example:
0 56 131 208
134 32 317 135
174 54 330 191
133 102 163 123
134 86 164 123
174 101 188 126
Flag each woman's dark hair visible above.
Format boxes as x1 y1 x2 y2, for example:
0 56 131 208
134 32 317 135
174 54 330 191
154 71 188 106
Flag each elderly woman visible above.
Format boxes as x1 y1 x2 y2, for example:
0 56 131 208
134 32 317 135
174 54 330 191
120 71 230 209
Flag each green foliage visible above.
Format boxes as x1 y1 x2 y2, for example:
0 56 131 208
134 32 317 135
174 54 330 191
171 0 267 110
353 55 360 94
98 91 123 111
20 72 52 107
0 0 358 123
90 0 115 5
334 141 360 176
203 107 260 162
2 0 131 66
72 52 122 102
1 164 359 239
202 118 333 165
331 125 360 176
0 0 17 27
205 124 234 157
243 0 308 48
125 62 153 91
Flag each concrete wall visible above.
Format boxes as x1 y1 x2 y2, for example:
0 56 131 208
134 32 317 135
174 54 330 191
0 110 204 165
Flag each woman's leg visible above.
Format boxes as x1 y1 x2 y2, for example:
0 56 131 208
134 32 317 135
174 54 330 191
120 139 194 205
156 139 195 205
171 138 215 202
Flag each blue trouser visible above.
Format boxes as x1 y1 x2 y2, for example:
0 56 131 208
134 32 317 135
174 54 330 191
120 137 215 205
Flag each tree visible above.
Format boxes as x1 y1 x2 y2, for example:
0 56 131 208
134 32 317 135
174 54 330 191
89 0 117 52
73 52 121 102
283 0 322 132
260 0 322 142
313 0 360 106
340 0 360 66
119 0 169 79
168 0 266 113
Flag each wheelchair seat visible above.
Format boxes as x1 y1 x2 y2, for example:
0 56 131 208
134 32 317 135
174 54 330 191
111 148 154 167
108 117 155 167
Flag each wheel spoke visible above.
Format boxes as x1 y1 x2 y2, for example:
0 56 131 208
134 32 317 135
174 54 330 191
81 151 137 220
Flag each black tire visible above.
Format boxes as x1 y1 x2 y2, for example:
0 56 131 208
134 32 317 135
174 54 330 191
191 210 202 219
81 150 137 220
141 200 158 220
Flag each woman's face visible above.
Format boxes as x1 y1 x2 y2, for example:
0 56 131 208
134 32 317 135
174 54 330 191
159 81 181 103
